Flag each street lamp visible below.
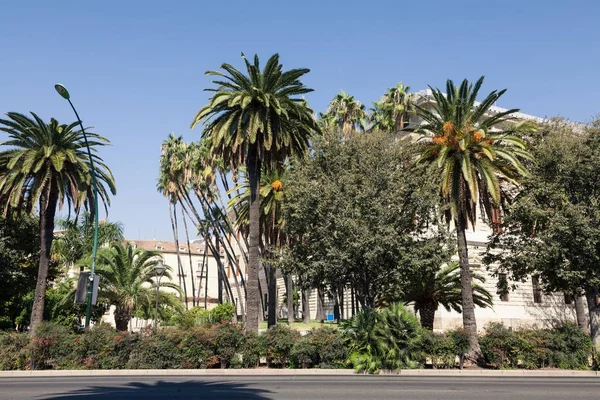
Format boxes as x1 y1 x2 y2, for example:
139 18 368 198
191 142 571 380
54 83 99 329
153 260 167 329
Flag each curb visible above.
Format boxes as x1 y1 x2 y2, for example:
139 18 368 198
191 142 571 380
0 369 597 378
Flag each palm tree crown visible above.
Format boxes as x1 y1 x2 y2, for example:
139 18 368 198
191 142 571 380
324 91 367 135
191 53 321 170
417 77 536 228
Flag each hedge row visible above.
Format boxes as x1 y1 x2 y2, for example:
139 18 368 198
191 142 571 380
0 320 593 371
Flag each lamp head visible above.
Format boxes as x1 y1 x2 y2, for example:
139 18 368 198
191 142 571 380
54 83 70 100
154 260 167 276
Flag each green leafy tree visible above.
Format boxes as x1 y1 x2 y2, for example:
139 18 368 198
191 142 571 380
0 112 116 334
191 53 321 332
91 242 183 331
282 130 440 309
371 82 413 132
415 77 536 361
485 119 600 350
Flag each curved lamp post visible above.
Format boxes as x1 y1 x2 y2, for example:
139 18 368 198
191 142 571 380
54 83 99 329
153 260 167 330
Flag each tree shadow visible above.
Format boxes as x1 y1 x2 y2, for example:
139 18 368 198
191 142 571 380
43 378 273 400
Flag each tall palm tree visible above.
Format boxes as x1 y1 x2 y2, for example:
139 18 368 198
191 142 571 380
379 82 413 132
415 77 536 361
0 112 116 334
191 53 321 332
324 91 367 135
93 242 182 331
368 101 394 133
378 263 493 330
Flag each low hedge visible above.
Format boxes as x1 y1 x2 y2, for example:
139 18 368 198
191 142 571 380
0 320 594 371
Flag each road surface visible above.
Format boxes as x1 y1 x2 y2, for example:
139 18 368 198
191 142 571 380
0 376 598 399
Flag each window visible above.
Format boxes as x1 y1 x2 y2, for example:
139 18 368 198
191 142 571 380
498 274 509 302
155 244 164 251
563 293 573 305
179 246 186 252
532 276 542 304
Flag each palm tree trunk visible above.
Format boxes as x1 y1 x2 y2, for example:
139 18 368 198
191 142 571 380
170 203 188 310
245 143 261 333
574 292 590 334
267 263 277 327
181 207 196 307
30 188 59 335
585 287 600 354
456 221 483 363
114 305 130 332
302 288 311 324
417 302 438 330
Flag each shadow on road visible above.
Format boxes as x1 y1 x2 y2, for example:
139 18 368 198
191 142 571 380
43 379 273 400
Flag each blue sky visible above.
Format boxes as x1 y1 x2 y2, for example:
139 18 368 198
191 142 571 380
1 0 598 240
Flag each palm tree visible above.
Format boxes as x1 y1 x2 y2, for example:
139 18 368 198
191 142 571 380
378 263 493 330
379 82 413 132
415 77 536 361
53 212 124 274
93 242 182 331
324 91 367 135
0 112 116 334
191 53 321 332
368 101 394 133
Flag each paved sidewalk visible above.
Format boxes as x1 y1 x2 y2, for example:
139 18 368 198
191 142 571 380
0 368 597 377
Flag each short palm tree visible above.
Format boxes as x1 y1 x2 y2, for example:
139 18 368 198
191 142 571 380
415 77 536 360
324 91 367 135
379 263 493 330
191 53 321 332
93 242 182 331
0 112 116 333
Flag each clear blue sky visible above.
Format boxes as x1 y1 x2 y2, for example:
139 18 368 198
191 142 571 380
1 0 598 241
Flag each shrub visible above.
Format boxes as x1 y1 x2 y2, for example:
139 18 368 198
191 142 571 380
30 323 76 370
211 323 245 368
0 333 29 370
127 328 185 369
342 304 423 373
307 327 347 368
421 330 456 369
75 324 137 369
264 324 300 367
210 303 236 324
181 326 217 368
240 330 263 368
448 328 470 369
480 323 520 369
290 336 317 368
548 323 592 369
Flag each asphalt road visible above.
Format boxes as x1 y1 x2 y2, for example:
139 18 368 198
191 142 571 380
0 376 598 400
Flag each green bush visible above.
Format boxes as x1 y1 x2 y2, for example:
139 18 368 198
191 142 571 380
448 328 471 368
0 332 29 370
548 324 592 369
342 304 423 373
30 323 77 370
264 324 300 367
421 330 456 369
480 323 520 369
240 330 263 368
75 324 137 369
211 323 245 368
307 327 347 368
181 326 217 368
210 303 236 324
127 328 185 369
290 336 317 368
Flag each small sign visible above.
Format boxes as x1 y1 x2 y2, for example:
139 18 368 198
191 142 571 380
326 313 334 322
